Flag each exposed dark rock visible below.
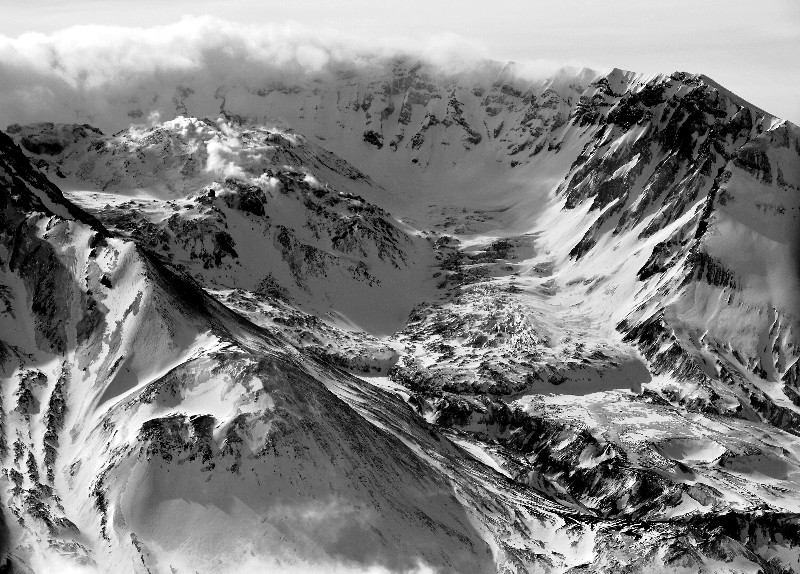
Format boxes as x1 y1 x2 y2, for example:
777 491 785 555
363 130 384 149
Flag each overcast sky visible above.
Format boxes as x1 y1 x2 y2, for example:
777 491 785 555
2 0 799 124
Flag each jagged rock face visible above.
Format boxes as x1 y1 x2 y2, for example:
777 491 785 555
1 60 800 574
36 60 589 165
594 99 800 428
10 118 428 335
8 119 373 196
472 69 800 452
8 60 597 220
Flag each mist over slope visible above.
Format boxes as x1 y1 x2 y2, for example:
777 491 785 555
0 17 589 132
1 21 800 574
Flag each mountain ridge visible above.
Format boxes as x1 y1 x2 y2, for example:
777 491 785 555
0 60 799 572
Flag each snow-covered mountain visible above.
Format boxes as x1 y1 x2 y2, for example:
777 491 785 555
9 117 430 335
1 57 799 573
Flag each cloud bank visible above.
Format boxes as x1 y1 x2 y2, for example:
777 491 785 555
0 16 589 132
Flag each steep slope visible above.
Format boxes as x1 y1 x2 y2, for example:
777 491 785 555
620 122 800 422
10 118 433 335
0 130 529 573
375 67 800 537
536 70 800 427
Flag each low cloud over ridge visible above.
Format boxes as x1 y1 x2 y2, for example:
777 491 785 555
0 16 593 132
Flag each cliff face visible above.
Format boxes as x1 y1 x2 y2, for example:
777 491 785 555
1 59 799 573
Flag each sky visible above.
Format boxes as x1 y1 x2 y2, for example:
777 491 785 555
1 0 799 124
